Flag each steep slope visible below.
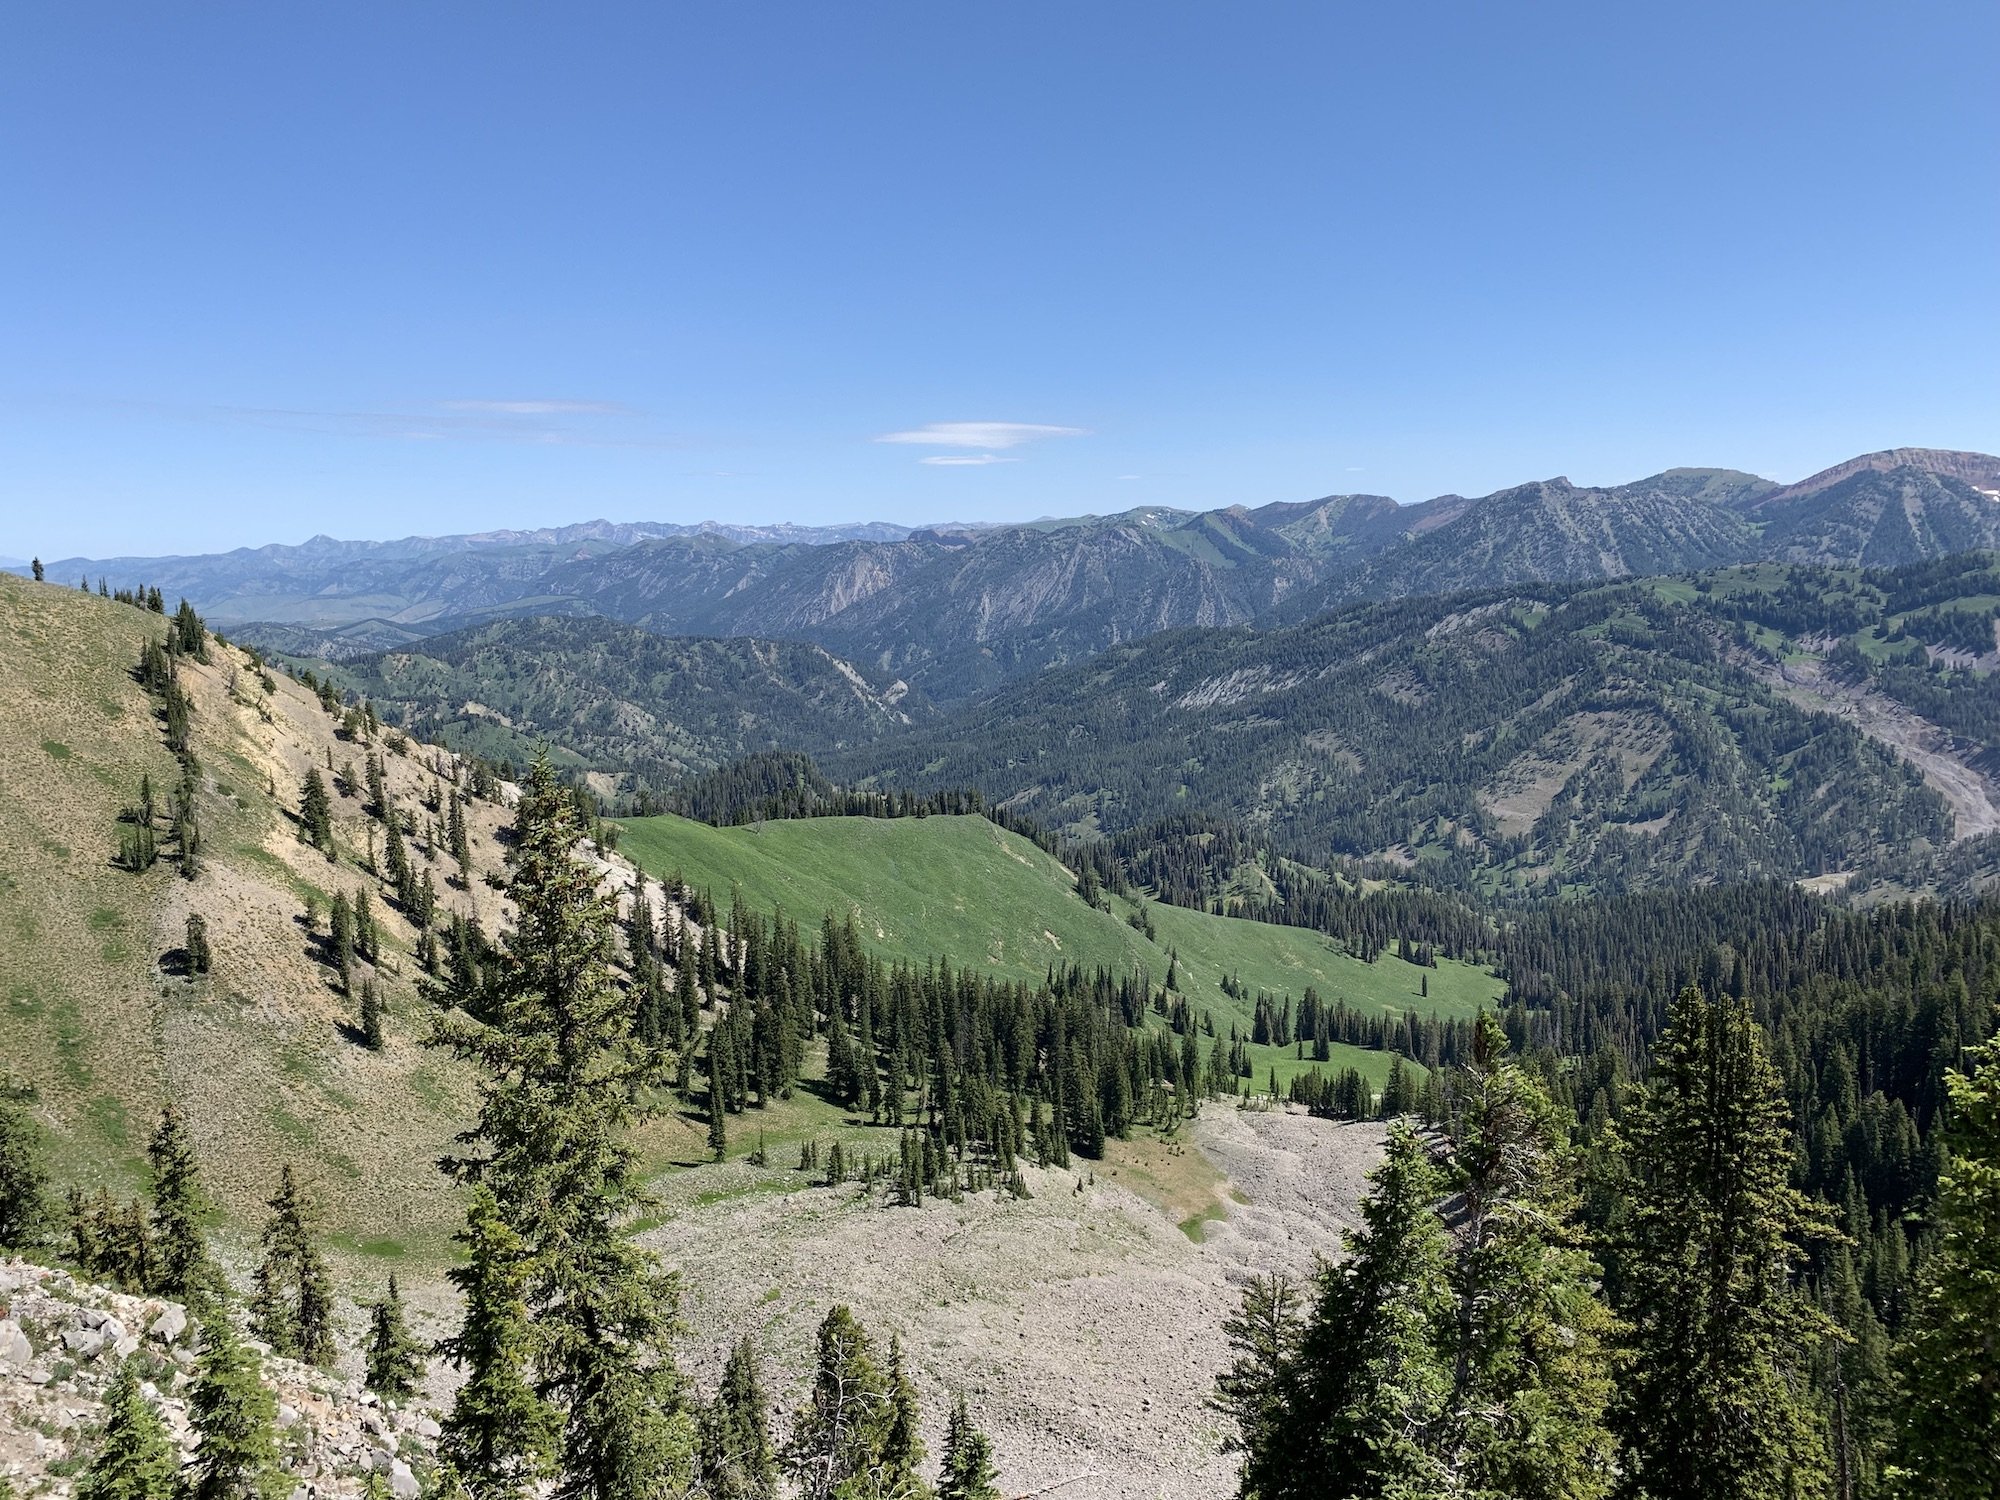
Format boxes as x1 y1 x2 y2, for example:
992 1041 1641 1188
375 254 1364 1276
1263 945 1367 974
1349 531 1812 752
0 572 517 1265
1750 451 2000 567
310 615 921 804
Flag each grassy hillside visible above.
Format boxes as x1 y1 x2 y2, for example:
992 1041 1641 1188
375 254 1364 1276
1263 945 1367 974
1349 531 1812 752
0 573 558 1270
614 810 1501 1066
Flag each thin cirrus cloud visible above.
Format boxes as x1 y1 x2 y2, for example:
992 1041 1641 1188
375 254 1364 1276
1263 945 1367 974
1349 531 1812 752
920 454 1016 467
875 420 1089 454
442 398 633 416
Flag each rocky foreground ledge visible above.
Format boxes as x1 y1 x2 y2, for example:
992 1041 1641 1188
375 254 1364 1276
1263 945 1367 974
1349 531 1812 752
0 1259 437 1499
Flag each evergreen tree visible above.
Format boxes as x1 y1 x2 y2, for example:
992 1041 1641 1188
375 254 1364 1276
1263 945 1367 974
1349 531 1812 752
0 1085 46 1250
299 769 334 854
1209 1274 1302 1476
77 1356 177 1500
250 1165 336 1366
360 977 385 1051
785 1305 894 1500
366 1275 426 1403
430 753 693 1500
184 1316 283 1500
1440 1014 1617 1498
146 1103 211 1301
699 1338 776 1500
438 1189 557 1500
935 1397 999 1500
1612 985 1838 1500
1885 1029 2000 1497
30 557 44 582
879 1336 927 1497
707 1041 729 1161
1236 1125 1453 1500
185 913 213 975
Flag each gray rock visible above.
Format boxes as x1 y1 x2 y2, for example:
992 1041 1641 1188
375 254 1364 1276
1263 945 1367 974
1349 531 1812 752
277 1403 301 1429
389 1460 420 1500
0 1319 31 1367
148 1305 188 1345
414 1416 441 1440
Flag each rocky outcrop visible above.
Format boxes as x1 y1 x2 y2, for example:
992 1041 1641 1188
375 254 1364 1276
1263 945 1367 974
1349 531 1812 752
0 1260 438 1500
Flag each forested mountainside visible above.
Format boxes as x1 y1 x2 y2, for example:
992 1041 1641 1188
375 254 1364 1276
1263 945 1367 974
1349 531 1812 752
829 569 1978 896
304 615 920 802
43 449 2000 701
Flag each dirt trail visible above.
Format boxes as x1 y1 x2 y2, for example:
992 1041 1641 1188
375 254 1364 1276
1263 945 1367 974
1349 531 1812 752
638 1106 1382 1500
1757 657 2000 840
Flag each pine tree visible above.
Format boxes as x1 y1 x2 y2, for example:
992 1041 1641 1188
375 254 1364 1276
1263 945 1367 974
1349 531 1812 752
1613 985 1838 1500
0 1085 46 1250
879 1335 927 1496
30 557 44 582
184 1316 283 1500
1439 1014 1617 1498
1885 1028 2000 1496
77 1356 177 1500
785 1306 892 1500
300 769 334 854
250 1166 336 1366
430 753 693 1500
185 913 213 975
438 1189 556 1500
360 977 385 1051
699 1338 776 1500
146 1103 211 1301
707 1041 729 1161
1238 1124 1453 1500
1209 1274 1302 1475
366 1275 426 1403
935 1397 999 1500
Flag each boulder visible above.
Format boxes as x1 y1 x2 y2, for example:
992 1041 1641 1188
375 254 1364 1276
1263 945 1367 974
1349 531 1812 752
148 1305 188 1345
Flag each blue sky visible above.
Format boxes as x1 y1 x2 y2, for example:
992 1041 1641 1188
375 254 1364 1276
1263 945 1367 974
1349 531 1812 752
4 3 1997 558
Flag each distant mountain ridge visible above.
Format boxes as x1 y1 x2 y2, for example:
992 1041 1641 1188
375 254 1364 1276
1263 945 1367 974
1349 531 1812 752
26 447 2000 699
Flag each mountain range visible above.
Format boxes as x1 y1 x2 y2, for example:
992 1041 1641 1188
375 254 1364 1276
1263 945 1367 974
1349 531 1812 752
30 448 2000 703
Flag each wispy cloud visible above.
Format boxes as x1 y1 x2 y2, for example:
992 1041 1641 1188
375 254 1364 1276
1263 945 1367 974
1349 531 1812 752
442 398 631 416
39 393 674 449
877 420 1088 451
920 454 1015 467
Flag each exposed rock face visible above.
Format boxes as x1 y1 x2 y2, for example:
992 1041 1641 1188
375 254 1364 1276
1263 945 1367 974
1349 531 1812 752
0 1260 439 1500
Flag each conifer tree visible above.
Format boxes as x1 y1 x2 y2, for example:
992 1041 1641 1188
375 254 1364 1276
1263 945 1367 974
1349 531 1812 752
146 1103 211 1301
880 1336 927 1495
1612 985 1838 1500
699 1338 776 1500
935 1397 999 1500
1885 1029 2000 1497
1209 1274 1302 1475
366 1274 426 1403
786 1306 894 1500
77 1356 177 1500
707 1042 729 1161
1439 1014 1617 1498
430 753 693 1500
1235 1125 1453 1500
30 557 44 582
438 1189 556 1500
329 891 356 992
184 1316 283 1500
185 913 213 975
250 1165 336 1366
0 1085 46 1250
300 769 334 854
360 978 385 1051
